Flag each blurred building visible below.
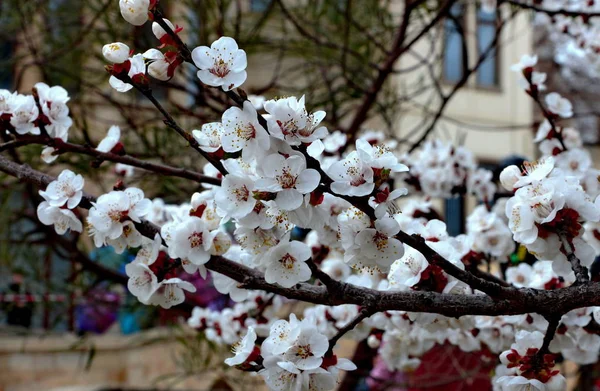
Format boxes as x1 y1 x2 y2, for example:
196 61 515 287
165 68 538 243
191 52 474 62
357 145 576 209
392 2 536 163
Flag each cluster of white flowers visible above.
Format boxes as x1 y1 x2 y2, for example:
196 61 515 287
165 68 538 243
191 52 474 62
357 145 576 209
188 291 284 345
529 0 600 82
502 54 600 279
16 3 600 390
495 330 566 391
218 313 358 389
36 169 84 234
1 83 73 163
501 156 599 276
87 187 151 250
467 205 514 260
397 139 496 202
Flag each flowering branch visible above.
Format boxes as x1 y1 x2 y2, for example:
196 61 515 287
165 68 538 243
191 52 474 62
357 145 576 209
6 1 600 387
127 79 229 175
0 134 221 185
122 10 512 301
327 307 373 355
560 234 589 284
3 155 600 318
532 316 560 370
506 0 600 18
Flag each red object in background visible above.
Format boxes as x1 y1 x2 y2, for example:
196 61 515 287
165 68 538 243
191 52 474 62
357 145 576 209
367 343 494 391
407 344 494 391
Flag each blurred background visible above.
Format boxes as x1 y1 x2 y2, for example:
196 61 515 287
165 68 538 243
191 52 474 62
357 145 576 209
1 0 599 390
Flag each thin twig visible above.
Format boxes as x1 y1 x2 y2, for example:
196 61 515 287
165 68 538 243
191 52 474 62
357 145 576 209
327 307 373 354
532 316 560 370
560 234 589 284
0 134 221 186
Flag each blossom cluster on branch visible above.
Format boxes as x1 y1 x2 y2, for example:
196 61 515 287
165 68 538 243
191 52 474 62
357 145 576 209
3 0 600 390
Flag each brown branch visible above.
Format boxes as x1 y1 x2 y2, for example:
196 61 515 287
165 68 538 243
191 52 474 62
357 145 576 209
397 231 518 298
560 235 589 284
532 316 560 370
130 83 229 176
0 135 222 186
340 0 456 147
468 266 512 287
327 307 373 354
505 0 600 18
6 154 600 320
408 9 515 153
31 87 50 139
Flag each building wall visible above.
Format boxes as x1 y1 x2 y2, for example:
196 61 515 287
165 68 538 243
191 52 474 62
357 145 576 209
393 5 535 162
0 328 359 391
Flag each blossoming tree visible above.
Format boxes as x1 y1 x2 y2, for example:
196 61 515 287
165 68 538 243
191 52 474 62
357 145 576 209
3 0 600 389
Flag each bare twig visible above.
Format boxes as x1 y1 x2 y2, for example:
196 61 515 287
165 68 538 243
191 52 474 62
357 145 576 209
0 134 222 186
560 235 589 284
327 307 373 354
505 0 600 18
532 316 560 370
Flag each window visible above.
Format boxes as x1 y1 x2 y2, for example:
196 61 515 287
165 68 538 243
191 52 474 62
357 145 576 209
251 0 272 12
444 196 465 236
443 3 465 83
0 2 13 90
0 40 13 90
45 0 84 95
476 8 499 87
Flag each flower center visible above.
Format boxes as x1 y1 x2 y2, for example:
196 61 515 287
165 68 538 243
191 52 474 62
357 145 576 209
232 185 250 202
279 253 296 269
531 200 554 220
133 270 152 288
373 231 389 251
347 166 366 186
276 168 297 189
188 232 204 248
59 182 76 197
210 58 231 78
277 119 299 136
570 160 579 170
236 123 256 140
108 209 126 222
295 344 313 359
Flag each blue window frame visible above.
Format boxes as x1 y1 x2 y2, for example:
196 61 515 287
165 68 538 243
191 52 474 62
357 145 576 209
476 8 499 87
445 196 465 236
251 0 272 12
443 3 465 83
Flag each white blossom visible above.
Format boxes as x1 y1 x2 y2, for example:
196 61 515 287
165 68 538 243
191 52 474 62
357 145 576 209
39 169 84 209
262 240 312 288
119 0 150 26
191 36 247 91
102 42 130 63
221 101 269 161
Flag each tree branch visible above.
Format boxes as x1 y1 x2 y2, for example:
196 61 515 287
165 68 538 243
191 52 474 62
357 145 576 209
532 316 560 370
560 234 589 284
505 0 600 18
0 135 222 186
327 307 373 354
4 155 600 320
130 83 229 175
